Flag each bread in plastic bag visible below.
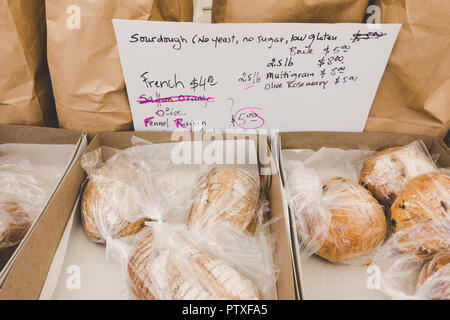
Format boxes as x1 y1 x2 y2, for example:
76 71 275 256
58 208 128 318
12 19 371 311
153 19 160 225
359 141 437 207
81 138 263 242
375 172 449 300
389 172 450 257
79 137 277 299
187 167 261 234
286 160 386 263
81 148 160 244
318 177 386 263
416 250 450 300
381 250 450 300
0 155 47 268
126 222 276 300
0 201 31 268
285 161 329 258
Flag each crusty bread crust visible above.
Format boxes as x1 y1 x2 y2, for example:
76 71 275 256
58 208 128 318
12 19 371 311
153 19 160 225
128 232 262 300
360 145 435 207
316 177 386 263
81 160 153 243
0 201 31 268
390 173 450 255
188 167 260 233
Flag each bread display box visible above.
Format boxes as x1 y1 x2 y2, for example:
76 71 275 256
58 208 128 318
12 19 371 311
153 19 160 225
0 125 87 299
277 132 450 300
41 131 297 300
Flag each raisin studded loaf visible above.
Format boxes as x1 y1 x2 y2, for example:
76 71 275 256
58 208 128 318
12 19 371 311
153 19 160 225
390 172 450 256
359 143 436 206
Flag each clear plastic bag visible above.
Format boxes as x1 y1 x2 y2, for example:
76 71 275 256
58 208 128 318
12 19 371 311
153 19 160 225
0 201 31 266
381 250 450 300
374 171 449 300
285 160 386 264
80 140 264 243
359 140 437 207
80 137 277 300
375 172 450 259
285 160 328 258
80 147 164 244
416 250 450 300
187 166 263 234
0 155 47 207
126 222 277 300
0 155 48 268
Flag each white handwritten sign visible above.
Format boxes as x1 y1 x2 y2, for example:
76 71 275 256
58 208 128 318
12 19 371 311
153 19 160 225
113 20 400 132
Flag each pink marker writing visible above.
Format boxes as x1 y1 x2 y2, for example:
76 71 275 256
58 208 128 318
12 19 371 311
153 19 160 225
174 118 186 128
144 116 155 127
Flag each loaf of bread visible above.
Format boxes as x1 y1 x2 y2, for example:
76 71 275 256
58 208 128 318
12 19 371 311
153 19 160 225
390 172 450 256
417 250 450 300
81 159 154 243
0 200 31 269
359 142 436 206
316 177 386 263
128 231 262 300
187 167 260 233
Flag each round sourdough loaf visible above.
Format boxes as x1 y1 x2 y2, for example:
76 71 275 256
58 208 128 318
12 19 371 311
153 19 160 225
187 167 260 233
316 177 386 263
81 160 154 243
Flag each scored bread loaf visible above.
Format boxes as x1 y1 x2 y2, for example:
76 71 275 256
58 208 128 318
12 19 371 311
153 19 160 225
128 231 262 300
316 177 386 263
390 172 450 256
81 159 154 243
417 250 450 300
359 143 436 206
187 167 260 233
0 200 31 269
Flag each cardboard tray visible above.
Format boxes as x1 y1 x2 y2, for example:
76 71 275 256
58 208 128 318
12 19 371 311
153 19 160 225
42 130 297 300
0 125 87 299
277 131 450 300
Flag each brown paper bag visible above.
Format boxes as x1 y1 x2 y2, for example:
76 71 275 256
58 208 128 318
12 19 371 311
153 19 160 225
212 0 370 23
0 0 56 126
46 0 193 134
152 0 193 21
365 0 450 138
